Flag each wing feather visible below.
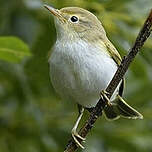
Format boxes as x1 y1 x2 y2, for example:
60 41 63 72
104 39 122 66
103 39 125 96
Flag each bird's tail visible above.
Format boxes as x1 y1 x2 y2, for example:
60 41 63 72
103 95 143 120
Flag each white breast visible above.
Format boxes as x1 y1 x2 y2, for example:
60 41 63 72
49 39 119 108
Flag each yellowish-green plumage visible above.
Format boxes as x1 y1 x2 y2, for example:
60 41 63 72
54 7 122 64
44 5 143 148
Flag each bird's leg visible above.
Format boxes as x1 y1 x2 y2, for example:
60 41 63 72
100 90 112 106
71 104 85 149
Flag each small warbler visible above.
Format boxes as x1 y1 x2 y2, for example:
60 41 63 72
44 5 143 149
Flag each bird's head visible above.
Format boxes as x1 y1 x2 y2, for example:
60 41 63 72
44 5 106 41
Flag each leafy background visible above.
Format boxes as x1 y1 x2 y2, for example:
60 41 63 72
0 0 152 152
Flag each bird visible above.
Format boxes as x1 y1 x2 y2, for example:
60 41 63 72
44 5 143 149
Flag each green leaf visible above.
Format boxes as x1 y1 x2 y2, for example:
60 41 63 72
0 36 32 63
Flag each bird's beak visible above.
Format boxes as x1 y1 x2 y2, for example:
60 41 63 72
44 5 66 23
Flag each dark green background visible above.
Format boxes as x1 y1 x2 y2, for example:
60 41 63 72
0 0 152 151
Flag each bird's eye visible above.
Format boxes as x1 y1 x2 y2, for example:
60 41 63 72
70 16 79 23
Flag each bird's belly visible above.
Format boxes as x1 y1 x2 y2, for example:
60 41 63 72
49 41 118 108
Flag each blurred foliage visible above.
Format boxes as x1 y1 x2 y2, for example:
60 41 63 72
0 0 152 152
0 36 31 63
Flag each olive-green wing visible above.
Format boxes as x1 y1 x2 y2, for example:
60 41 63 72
104 39 125 96
104 39 122 66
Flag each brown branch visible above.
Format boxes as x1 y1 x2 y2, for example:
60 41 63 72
64 9 152 152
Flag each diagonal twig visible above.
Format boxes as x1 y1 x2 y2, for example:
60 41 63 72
64 9 152 152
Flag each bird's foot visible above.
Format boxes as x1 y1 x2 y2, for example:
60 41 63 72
71 129 86 149
100 90 112 106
